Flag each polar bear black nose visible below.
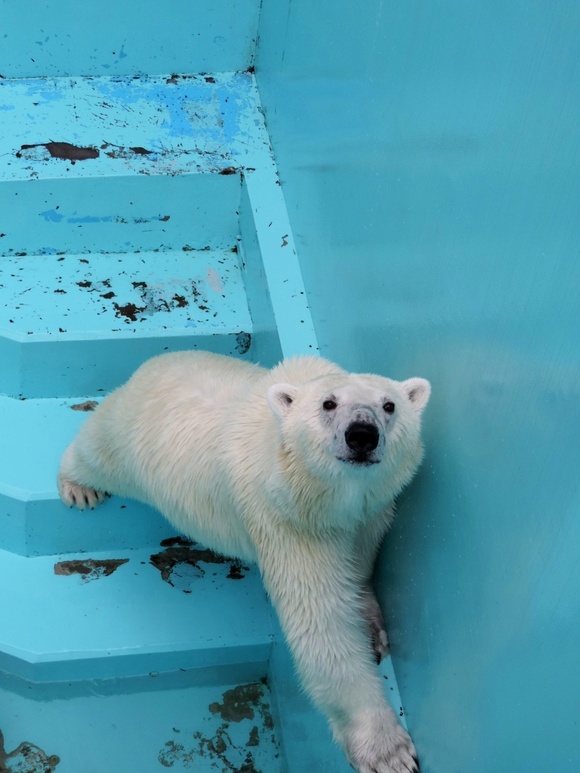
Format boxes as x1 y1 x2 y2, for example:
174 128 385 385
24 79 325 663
345 422 379 453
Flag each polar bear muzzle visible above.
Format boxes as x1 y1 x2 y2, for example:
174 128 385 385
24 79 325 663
341 420 381 465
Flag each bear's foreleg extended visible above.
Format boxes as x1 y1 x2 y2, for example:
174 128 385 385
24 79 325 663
354 510 395 663
256 523 419 773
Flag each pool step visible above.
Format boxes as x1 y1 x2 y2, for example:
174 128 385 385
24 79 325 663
0 542 273 683
0 246 252 399
0 672 284 773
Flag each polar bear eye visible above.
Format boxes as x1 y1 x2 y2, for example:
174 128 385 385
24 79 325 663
323 399 337 411
383 401 395 414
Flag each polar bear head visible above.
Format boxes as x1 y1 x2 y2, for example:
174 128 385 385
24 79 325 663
267 370 430 481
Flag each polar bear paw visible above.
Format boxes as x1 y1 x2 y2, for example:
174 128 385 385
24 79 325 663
342 707 420 773
58 478 107 511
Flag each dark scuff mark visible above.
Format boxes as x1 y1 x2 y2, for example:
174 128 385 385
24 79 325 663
235 332 252 355
54 558 129 583
70 400 98 412
130 146 153 155
18 142 99 161
0 729 60 772
150 539 247 589
281 234 288 247
219 166 238 175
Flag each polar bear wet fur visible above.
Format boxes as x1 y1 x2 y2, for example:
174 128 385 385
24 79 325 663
58 351 430 773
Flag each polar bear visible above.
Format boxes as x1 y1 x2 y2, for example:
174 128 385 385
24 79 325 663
58 351 430 773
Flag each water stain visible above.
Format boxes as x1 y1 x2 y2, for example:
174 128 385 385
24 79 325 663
54 558 129 583
150 538 247 590
0 730 60 772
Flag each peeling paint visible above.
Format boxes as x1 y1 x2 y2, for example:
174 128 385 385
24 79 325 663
235 332 252 354
17 142 99 162
150 538 248 591
158 682 277 772
54 558 128 582
0 730 60 773
209 684 270 724
70 400 98 412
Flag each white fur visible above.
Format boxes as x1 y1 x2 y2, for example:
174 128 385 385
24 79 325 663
58 351 429 773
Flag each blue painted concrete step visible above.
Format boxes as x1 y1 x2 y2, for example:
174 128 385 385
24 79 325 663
0 394 171 556
0 541 274 683
0 72 266 186
0 247 253 398
0 671 283 773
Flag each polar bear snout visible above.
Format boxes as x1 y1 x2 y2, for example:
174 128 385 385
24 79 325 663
340 420 383 465
345 421 379 453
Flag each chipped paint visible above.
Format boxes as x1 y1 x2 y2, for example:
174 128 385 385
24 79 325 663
70 401 98 412
158 682 278 772
17 142 99 162
235 332 252 355
150 538 248 591
54 558 129 582
209 683 271 724
0 730 60 772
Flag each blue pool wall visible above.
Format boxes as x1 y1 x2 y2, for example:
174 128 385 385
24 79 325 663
256 2 580 772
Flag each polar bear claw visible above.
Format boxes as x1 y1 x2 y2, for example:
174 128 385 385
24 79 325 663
58 478 106 510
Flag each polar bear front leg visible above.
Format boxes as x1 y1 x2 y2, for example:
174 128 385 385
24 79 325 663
257 525 419 773
360 584 390 663
355 510 395 663
57 441 108 511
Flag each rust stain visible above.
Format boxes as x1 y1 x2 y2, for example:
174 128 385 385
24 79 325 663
54 558 129 583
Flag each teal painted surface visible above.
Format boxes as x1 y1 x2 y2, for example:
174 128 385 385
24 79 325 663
0 0 260 77
257 2 580 771
0 670 281 772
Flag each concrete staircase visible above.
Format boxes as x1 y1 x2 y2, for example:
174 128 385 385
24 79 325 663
0 5 404 771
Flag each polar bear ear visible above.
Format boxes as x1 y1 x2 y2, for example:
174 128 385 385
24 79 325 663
401 378 431 413
267 383 298 418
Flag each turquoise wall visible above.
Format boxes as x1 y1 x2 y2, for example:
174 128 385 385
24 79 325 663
256 2 580 771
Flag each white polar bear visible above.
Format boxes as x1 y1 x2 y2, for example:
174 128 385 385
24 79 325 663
58 351 430 773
